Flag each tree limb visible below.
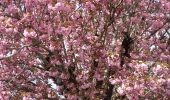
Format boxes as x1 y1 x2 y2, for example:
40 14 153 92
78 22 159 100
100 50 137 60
0 45 31 60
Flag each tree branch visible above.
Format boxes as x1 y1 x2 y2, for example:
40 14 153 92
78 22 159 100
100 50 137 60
0 45 30 60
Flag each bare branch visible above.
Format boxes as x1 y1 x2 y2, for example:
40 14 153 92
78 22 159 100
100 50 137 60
0 45 30 60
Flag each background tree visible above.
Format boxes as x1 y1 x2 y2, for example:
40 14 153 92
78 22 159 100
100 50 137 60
0 0 170 99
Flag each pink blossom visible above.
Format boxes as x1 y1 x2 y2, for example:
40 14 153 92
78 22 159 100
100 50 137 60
0 0 170 99
157 78 166 84
125 86 133 92
5 4 19 14
152 65 162 75
49 71 58 77
54 2 65 11
109 78 121 85
95 73 104 81
125 0 132 4
117 87 125 95
166 89 170 96
81 83 91 89
151 20 164 30
48 4 54 11
23 29 37 38
85 2 96 10
60 73 68 80
5 28 13 34
40 34 48 40
49 44 55 51
67 95 78 100
140 63 148 72
164 2 170 10
131 17 140 24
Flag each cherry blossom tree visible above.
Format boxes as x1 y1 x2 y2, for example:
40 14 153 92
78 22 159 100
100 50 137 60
0 0 170 99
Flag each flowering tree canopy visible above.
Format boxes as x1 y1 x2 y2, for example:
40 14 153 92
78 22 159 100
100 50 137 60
0 0 170 99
